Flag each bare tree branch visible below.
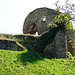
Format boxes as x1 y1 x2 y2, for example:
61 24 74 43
55 0 75 23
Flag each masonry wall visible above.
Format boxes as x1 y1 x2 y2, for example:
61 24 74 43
67 30 75 56
44 28 68 58
14 26 68 58
0 40 24 51
0 28 74 57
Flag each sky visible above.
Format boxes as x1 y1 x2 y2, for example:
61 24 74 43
0 0 75 34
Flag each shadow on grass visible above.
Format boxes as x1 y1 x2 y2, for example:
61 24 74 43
17 50 52 65
16 25 64 65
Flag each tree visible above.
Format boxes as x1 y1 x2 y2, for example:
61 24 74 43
55 0 75 23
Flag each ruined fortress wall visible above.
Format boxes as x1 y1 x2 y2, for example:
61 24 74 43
67 30 75 56
0 29 75 58
23 7 75 57
44 28 68 58
23 7 59 34
0 40 24 51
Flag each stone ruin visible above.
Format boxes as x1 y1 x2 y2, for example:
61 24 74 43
23 7 75 57
0 34 24 51
0 7 75 58
23 7 59 34
0 40 23 51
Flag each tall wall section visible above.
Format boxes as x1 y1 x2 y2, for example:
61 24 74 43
67 30 75 56
44 28 67 58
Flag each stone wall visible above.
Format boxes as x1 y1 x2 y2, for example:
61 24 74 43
15 25 68 58
22 7 75 58
0 40 24 51
44 28 67 58
0 7 74 57
1 28 75 57
23 7 59 34
67 30 75 56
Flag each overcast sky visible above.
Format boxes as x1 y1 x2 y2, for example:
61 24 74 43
0 0 75 34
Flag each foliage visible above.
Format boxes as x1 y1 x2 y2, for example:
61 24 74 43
0 49 75 75
65 21 73 30
48 13 73 30
55 13 73 30
55 13 71 24
67 52 72 59
55 0 75 23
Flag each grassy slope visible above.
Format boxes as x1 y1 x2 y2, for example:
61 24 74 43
0 49 75 75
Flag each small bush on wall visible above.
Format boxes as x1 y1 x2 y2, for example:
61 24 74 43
48 13 73 30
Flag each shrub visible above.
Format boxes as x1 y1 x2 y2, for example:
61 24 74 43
48 13 73 30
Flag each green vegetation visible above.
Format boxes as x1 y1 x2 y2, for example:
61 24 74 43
48 13 73 30
68 52 72 59
0 10 74 75
0 49 75 75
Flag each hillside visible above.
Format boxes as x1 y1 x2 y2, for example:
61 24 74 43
0 49 75 75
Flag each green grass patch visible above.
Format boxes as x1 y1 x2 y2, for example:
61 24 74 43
0 49 75 75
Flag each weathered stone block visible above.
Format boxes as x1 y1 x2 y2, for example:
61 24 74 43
44 28 68 58
0 40 24 51
23 7 59 34
67 30 75 56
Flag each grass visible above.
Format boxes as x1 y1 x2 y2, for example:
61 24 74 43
0 49 75 75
